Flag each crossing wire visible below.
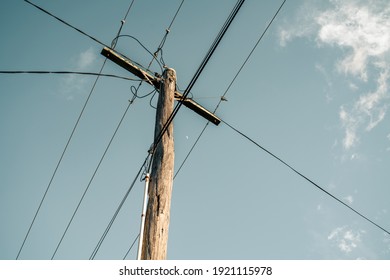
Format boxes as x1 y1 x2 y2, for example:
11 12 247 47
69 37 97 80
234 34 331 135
174 0 390 244
16 0 137 259
109 0 245 258
151 0 246 156
0 70 141 81
89 154 151 260
15 59 108 260
24 0 108 47
90 0 186 259
221 119 390 236
106 0 245 259
49 1 138 259
175 0 287 178
123 234 140 260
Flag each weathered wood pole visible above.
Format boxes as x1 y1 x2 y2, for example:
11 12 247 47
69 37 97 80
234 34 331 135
141 68 176 260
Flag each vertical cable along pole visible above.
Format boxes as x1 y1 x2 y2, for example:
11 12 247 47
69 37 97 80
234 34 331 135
137 172 150 260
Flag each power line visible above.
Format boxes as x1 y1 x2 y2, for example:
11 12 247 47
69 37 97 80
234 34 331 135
111 0 136 48
155 0 185 66
88 1 187 259
51 97 139 259
221 119 390 236
89 154 151 260
17 0 137 259
16 59 108 260
123 234 139 260
175 0 287 178
214 0 287 113
110 35 163 72
152 0 246 155
24 0 107 47
0 70 141 81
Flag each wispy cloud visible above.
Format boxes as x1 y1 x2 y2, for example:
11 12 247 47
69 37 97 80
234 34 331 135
387 133 390 151
343 195 354 205
60 47 97 100
339 69 389 149
328 226 365 254
76 47 96 70
279 0 390 151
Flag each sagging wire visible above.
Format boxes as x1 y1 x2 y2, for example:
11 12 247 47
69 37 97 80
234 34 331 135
110 35 164 73
149 91 158 110
130 85 157 99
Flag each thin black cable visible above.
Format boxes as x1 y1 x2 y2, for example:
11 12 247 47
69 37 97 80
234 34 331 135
155 0 185 66
90 155 150 260
0 70 141 81
131 85 157 99
149 91 158 109
110 35 163 72
152 0 245 155
112 0 136 49
88 1 185 259
24 0 107 47
16 59 108 260
167 0 185 31
174 0 287 179
174 122 209 179
123 234 139 260
222 119 390 236
51 94 137 260
18 0 137 260
214 0 286 113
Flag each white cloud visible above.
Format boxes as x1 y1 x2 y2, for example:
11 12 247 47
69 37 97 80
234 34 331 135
316 0 390 80
279 0 390 150
76 47 96 70
339 69 389 149
344 195 354 204
60 47 97 99
328 226 364 254
339 106 359 149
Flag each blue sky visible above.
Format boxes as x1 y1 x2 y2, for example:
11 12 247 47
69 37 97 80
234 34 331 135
1 0 390 260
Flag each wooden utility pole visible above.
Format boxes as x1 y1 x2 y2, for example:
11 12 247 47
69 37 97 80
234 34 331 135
141 68 175 259
101 47 220 260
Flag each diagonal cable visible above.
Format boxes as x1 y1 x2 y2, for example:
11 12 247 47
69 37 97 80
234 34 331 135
89 155 150 260
222 118 390 236
152 0 246 155
89 0 186 259
175 0 287 178
24 0 107 47
16 59 107 259
0 70 141 81
17 0 137 259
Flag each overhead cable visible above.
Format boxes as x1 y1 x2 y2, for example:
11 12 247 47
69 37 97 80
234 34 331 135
175 0 287 178
17 0 137 259
222 119 390 236
0 70 141 81
16 59 108 260
49 0 137 259
111 0 136 48
152 0 246 155
90 155 151 260
51 96 138 259
89 0 186 259
24 0 107 47
123 234 139 260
